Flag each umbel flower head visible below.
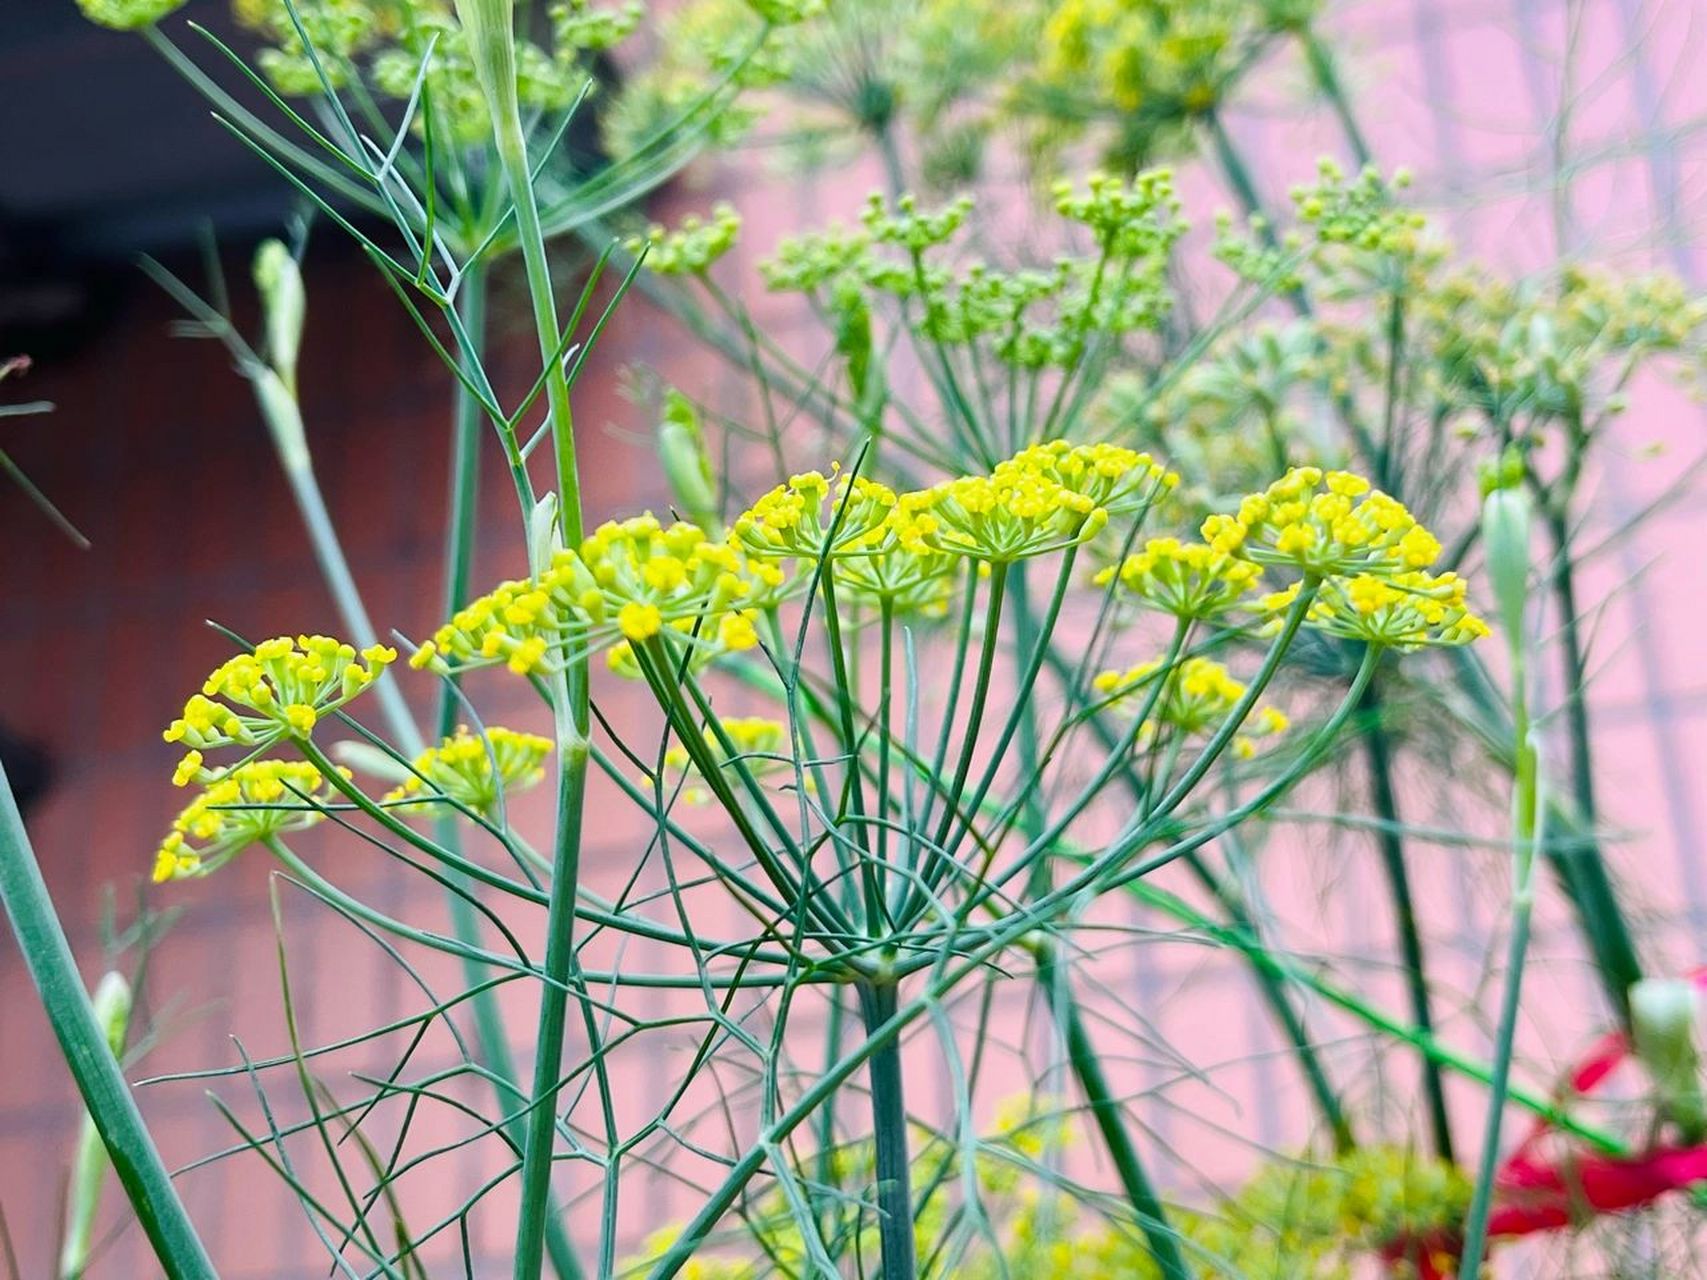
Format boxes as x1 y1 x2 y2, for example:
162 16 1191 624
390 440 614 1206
632 203 743 276
734 469 899 561
1262 570 1490 650
1095 537 1261 620
164 636 397 781
1093 656 1288 755
894 467 1106 564
153 760 340 883
1202 467 1442 577
385 726 552 817
412 515 785 678
834 543 959 617
1001 442 1178 517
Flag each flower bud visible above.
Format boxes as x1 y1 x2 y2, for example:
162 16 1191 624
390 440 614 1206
76 0 184 30
1632 978 1707 1141
90 970 133 1057
1480 474 1532 643
657 391 720 531
253 240 305 391
59 972 132 1280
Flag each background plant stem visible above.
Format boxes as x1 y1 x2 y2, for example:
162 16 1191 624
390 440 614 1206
1358 680 1454 1162
1040 947 1189 1280
0 765 217 1280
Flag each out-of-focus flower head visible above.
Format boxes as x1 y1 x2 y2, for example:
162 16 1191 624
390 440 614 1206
385 725 553 816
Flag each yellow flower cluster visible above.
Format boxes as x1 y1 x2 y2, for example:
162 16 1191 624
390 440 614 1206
411 516 784 679
986 1143 1468 1279
1192 467 1487 648
733 470 898 561
163 636 397 783
385 726 553 817
1263 571 1490 650
895 470 1103 563
152 760 339 883
1203 467 1441 575
1095 536 1261 620
1004 441 1178 516
727 444 1168 584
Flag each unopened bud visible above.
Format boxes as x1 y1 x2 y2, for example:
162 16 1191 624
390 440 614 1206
1632 978 1707 1141
253 240 305 391
59 973 132 1280
657 391 720 530
1480 471 1532 643
76 0 184 30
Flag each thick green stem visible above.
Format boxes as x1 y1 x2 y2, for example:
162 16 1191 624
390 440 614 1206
1359 681 1454 1163
515 694 591 1280
1040 948 1188 1280
0 766 217 1280
439 270 587 1280
857 981 916 1280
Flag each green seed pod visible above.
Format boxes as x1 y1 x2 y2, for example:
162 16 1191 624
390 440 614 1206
253 240 306 393
1631 978 1707 1142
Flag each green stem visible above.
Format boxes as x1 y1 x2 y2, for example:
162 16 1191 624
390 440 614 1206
477 28 595 1278
1545 509 1601 840
514 691 592 1280
436 268 585 1280
1359 681 1454 1163
260 383 416 747
857 981 916 1280
1040 947 1188 1280
0 766 217 1280
1459 648 1540 1273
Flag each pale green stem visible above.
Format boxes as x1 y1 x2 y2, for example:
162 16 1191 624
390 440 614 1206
1459 648 1541 1273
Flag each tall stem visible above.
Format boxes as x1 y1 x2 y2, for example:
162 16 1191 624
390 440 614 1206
0 767 217 1280
1541 506 1640 1027
261 260 584 1277
1459 653 1540 1274
857 981 916 1280
464 9 596 1274
1037 641 1353 1147
443 269 588 1280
